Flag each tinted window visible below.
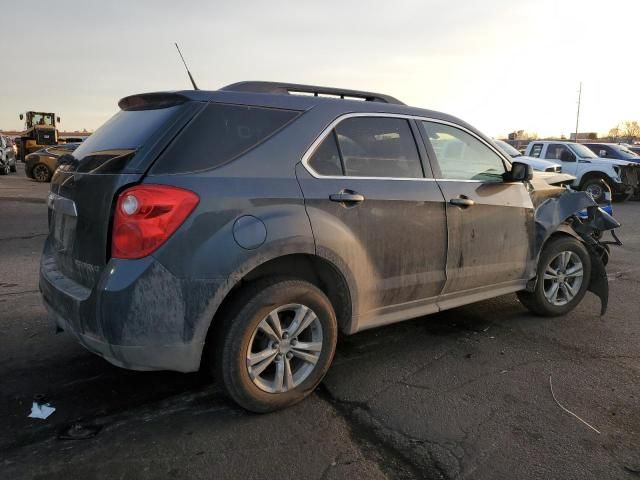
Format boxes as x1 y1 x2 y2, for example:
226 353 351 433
153 103 299 174
530 143 543 158
422 122 505 182
308 132 343 176
73 106 180 162
546 144 574 161
334 117 422 178
68 105 184 172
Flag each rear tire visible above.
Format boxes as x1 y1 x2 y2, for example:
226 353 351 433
0 163 8 175
212 278 338 413
9 164 16 173
518 236 591 316
32 163 52 182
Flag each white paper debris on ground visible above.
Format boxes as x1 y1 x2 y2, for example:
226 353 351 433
28 402 56 420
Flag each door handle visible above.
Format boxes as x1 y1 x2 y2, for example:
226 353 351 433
329 191 365 204
449 197 475 207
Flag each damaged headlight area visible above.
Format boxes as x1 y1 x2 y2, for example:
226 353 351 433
534 190 622 316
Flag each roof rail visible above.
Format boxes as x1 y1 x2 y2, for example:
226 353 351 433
220 81 404 105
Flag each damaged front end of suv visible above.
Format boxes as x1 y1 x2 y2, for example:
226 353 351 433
530 187 621 315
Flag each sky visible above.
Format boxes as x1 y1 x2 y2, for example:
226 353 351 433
2 0 639 137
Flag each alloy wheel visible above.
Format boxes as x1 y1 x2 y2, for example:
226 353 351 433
584 183 604 202
246 303 323 393
33 164 49 182
543 251 584 306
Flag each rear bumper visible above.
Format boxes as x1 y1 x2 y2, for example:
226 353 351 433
44 298 203 372
40 240 221 372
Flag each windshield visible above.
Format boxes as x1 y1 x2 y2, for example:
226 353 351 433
614 145 640 159
494 140 522 157
569 143 598 159
29 113 55 127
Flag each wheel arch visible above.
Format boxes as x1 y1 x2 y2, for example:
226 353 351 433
199 253 354 368
527 225 584 292
578 170 612 188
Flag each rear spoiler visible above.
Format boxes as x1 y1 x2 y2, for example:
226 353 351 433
118 92 190 111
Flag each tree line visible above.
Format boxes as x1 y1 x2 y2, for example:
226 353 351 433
608 121 640 143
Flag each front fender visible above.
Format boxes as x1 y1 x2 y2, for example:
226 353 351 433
533 190 620 315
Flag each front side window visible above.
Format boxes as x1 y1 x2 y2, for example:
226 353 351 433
334 117 423 178
495 139 521 158
422 122 505 182
546 144 574 161
569 143 598 159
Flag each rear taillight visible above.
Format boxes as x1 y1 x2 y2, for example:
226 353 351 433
112 185 199 259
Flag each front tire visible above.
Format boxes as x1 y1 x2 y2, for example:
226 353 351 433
213 278 338 413
581 177 611 203
518 236 591 316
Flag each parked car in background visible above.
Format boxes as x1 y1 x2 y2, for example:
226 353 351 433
494 139 562 172
524 141 640 202
25 143 80 182
624 144 640 156
0 135 17 174
583 143 640 164
6 136 18 156
41 81 619 413
59 137 86 144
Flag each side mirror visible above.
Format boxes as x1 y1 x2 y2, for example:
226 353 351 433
504 161 533 182
19 114 24 120
56 116 61 123
599 149 607 157
560 150 576 162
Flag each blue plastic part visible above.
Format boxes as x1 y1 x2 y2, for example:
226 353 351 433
577 204 613 219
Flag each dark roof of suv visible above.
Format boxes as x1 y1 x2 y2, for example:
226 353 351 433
118 81 480 139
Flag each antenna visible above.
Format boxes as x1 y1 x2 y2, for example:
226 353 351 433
574 81 582 142
174 43 199 90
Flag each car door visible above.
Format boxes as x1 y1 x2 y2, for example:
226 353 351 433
0 137 7 164
544 143 579 176
418 120 535 307
296 115 448 327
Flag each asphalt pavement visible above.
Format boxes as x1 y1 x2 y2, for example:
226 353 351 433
1 163 638 479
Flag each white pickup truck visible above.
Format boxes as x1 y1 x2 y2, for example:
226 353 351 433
524 141 640 202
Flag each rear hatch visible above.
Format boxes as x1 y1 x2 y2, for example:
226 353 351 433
46 94 202 290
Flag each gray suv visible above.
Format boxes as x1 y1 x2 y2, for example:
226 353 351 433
41 82 619 412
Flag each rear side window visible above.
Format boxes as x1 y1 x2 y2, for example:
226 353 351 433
308 132 343 176
70 106 183 172
334 117 423 178
307 117 423 178
152 103 300 174
336 117 422 178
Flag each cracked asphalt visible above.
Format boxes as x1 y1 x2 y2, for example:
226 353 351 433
1 164 638 479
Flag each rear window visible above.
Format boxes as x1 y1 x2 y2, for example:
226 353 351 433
68 105 183 172
152 103 300 174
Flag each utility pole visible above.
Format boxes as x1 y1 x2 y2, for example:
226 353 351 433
574 81 582 142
